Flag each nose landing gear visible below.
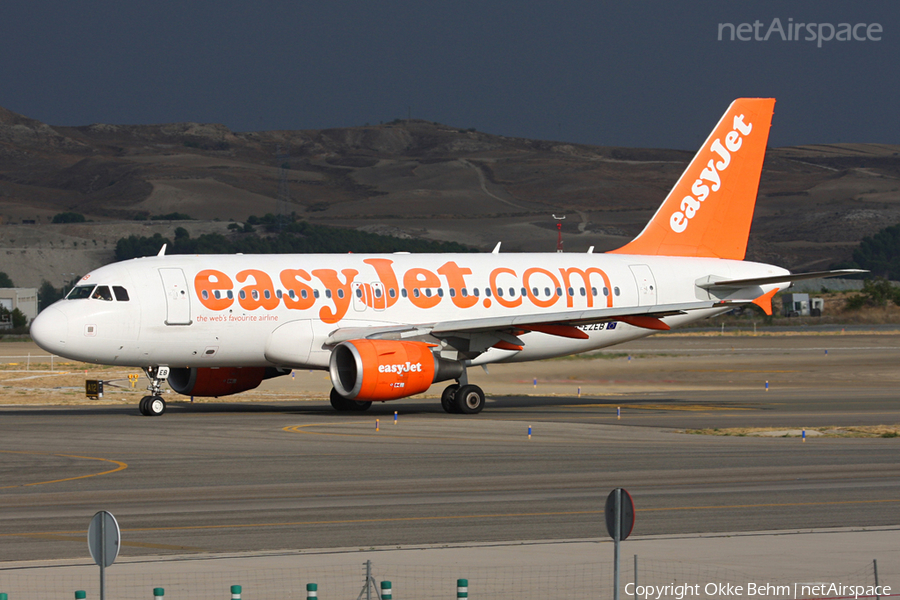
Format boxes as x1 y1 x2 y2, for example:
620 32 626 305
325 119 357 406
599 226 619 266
139 366 169 416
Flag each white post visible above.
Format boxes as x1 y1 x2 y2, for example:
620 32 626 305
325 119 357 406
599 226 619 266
99 515 106 600
614 488 621 600
634 554 638 600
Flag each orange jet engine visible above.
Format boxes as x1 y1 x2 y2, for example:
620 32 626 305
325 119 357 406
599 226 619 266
329 339 463 401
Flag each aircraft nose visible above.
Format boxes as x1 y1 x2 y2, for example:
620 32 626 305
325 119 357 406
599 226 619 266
30 307 68 354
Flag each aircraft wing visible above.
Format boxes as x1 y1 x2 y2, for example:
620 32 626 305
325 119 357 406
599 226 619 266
429 299 731 334
326 298 738 345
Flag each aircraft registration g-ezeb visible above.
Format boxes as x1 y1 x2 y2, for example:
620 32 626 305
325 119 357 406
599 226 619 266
30 98 860 416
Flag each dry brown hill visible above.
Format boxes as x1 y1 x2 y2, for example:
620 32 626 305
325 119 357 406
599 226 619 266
1 107 899 287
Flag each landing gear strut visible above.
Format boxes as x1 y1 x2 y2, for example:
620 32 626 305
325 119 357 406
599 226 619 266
140 366 169 416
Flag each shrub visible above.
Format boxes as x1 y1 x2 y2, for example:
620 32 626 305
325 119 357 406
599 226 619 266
52 212 86 224
845 277 900 310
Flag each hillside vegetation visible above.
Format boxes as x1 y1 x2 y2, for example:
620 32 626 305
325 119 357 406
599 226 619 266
1 106 899 287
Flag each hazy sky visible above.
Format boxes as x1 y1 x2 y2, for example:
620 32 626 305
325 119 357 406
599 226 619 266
1 0 896 149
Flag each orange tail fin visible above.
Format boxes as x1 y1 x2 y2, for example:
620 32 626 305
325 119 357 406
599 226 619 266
610 98 775 260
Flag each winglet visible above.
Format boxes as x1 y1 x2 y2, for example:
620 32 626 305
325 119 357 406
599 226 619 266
157 244 167 256
610 98 775 260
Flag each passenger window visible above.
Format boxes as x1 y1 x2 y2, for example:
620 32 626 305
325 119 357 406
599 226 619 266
496 288 503 297
113 286 129 301
314 290 320 299
227 290 234 299
413 289 421 298
473 288 480 297
449 288 456 298
509 288 515 297
437 289 443 297
614 287 620 296
544 287 550 297
67 285 95 299
484 288 491 297
401 289 408 298
92 286 113 301
424 288 432 297
389 289 397 298
214 290 221 299
202 290 209 300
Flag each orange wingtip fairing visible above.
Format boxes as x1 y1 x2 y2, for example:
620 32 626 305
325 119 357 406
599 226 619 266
524 324 590 340
618 316 671 331
751 288 779 316
610 98 775 260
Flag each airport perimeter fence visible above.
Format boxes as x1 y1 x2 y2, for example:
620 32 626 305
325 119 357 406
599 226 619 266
0 556 886 600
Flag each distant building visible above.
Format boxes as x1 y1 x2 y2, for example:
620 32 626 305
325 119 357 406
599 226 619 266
781 293 824 317
0 288 38 326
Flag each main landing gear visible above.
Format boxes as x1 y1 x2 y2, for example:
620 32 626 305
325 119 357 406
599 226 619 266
440 368 486 415
139 366 168 416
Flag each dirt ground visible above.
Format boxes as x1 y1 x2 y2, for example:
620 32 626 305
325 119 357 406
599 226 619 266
2 329 898 408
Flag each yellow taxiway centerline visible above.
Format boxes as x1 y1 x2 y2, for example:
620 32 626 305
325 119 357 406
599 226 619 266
0 451 127 489
3 498 898 539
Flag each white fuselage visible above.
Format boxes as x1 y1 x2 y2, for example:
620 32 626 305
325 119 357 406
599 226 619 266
32 252 787 370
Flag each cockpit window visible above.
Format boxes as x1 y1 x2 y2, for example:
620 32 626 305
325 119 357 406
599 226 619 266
67 285 95 300
92 286 113 301
113 286 130 301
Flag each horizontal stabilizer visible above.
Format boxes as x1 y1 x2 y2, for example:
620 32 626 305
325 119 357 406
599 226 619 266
698 269 868 289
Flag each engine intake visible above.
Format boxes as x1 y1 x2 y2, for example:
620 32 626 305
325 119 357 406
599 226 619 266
329 340 463 401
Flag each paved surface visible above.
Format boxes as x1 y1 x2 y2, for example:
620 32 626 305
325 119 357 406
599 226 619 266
1 530 897 599
0 332 898 591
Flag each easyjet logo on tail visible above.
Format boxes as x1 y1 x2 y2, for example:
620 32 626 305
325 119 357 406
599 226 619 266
670 114 753 234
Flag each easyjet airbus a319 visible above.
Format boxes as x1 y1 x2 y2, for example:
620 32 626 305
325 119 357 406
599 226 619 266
30 99 860 416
